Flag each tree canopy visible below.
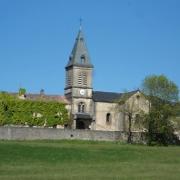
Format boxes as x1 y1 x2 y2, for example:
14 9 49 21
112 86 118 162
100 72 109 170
141 74 179 145
142 74 179 103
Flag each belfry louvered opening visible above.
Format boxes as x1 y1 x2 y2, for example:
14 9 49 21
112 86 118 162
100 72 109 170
78 72 87 86
66 71 72 86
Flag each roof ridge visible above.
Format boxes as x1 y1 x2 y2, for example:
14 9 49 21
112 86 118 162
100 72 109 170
93 91 122 94
92 90 140 103
93 90 139 94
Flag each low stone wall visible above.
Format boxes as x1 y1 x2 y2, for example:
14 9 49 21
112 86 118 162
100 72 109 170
0 127 146 143
174 131 180 140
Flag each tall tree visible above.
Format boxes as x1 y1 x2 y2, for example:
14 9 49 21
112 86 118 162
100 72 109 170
142 75 179 103
142 74 179 145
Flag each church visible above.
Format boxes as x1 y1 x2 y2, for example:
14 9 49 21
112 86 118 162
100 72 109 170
14 27 149 131
64 27 149 131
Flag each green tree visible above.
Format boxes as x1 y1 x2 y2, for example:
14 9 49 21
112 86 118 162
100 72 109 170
19 88 26 96
142 74 179 102
142 74 179 145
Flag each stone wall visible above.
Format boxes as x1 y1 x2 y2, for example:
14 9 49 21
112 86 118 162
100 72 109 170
0 127 146 143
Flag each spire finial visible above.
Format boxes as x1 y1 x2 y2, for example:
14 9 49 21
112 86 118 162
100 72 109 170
79 18 82 30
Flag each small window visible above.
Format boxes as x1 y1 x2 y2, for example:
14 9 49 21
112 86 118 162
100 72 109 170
106 113 111 124
80 55 86 64
78 102 85 113
136 95 140 100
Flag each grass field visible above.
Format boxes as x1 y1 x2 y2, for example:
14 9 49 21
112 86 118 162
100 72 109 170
0 140 180 180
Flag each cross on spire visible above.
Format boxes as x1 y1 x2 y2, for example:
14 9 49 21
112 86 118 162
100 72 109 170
79 18 82 30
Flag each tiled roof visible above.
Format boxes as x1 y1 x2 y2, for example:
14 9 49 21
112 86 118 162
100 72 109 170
92 90 139 103
26 94 69 104
8 90 139 104
10 93 69 104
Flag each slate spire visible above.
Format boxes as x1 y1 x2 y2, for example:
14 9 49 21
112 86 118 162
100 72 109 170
66 27 93 69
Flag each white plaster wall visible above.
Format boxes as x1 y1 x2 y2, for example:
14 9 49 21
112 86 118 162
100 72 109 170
94 102 121 131
94 92 149 132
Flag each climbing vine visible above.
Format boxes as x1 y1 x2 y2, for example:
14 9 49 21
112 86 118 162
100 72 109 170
0 92 69 127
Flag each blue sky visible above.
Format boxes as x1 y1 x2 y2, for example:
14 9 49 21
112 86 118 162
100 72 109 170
0 0 180 95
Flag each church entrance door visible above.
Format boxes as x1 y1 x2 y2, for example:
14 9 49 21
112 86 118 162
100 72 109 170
76 120 85 129
76 118 91 129
75 113 92 129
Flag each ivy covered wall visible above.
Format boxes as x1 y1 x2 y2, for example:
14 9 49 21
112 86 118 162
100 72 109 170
0 92 69 127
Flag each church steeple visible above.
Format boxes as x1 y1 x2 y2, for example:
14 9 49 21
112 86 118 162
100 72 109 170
66 28 93 69
64 26 94 129
65 26 93 99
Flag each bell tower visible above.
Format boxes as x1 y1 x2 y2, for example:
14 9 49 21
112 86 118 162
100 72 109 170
64 27 94 129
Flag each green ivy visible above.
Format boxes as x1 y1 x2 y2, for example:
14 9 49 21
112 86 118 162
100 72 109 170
0 92 69 127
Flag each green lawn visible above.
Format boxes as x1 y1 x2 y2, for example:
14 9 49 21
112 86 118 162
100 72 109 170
0 140 180 180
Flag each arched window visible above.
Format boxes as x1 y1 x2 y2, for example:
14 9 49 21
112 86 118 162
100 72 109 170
78 102 85 113
106 113 111 124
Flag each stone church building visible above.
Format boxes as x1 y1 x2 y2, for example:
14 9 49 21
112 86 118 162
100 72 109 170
14 27 149 131
64 28 149 131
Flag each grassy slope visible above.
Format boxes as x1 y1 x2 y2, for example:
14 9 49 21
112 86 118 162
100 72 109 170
0 140 180 180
